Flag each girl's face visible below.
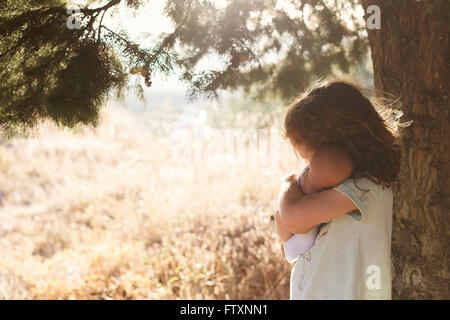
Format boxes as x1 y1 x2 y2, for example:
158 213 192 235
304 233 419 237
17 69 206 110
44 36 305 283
290 139 315 164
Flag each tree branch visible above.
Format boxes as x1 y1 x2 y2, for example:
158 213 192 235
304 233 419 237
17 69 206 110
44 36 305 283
97 9 108 42
82 0 122 14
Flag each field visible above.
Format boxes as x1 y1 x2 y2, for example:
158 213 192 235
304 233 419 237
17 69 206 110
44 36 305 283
0 104 302 299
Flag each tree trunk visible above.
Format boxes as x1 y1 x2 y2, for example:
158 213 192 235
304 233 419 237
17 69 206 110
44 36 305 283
361 0 449 299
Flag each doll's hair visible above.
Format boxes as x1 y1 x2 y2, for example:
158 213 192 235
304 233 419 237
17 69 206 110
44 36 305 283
283 80 405 187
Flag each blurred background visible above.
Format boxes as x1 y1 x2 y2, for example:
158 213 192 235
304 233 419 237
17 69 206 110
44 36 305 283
0 76 372 300
1 0 418 300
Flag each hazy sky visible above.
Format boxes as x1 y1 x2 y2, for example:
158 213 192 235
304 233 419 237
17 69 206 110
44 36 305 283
104 0 187 93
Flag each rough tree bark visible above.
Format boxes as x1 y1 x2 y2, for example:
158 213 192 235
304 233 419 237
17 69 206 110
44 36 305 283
361 0 449 299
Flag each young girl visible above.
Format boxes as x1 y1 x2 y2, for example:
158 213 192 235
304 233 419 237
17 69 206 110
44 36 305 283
282 145 354 263
275 80 401 300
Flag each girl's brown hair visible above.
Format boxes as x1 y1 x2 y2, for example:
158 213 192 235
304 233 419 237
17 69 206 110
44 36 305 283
283 80 402 188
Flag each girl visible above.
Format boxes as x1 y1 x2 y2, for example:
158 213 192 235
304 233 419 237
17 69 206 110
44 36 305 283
282 145 355 263
276 80 401 299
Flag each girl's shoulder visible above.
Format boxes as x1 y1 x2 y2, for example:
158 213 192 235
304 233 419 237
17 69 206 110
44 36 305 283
333 176 392 222
338 176 391 196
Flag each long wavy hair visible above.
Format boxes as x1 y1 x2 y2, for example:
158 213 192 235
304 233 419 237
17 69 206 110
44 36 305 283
283 80 402 188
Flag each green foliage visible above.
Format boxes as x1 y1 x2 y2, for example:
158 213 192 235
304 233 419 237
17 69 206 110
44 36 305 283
170 0 368 102
46 41 126 127
0 1 127 137
0 0 370 136
0 0 156 137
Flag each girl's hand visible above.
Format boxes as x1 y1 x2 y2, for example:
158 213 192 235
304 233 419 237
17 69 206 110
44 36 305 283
276 173 307 239
277 173 316 234
277 173 304 211
275 210 293 242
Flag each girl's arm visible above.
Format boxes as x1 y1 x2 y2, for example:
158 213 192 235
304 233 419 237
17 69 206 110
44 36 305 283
277 147 356 233
275 210 293 242
277 173 316 234
279 179 358 234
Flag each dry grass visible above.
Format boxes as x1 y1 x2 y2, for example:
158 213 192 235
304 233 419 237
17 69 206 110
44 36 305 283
0 104 302 300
